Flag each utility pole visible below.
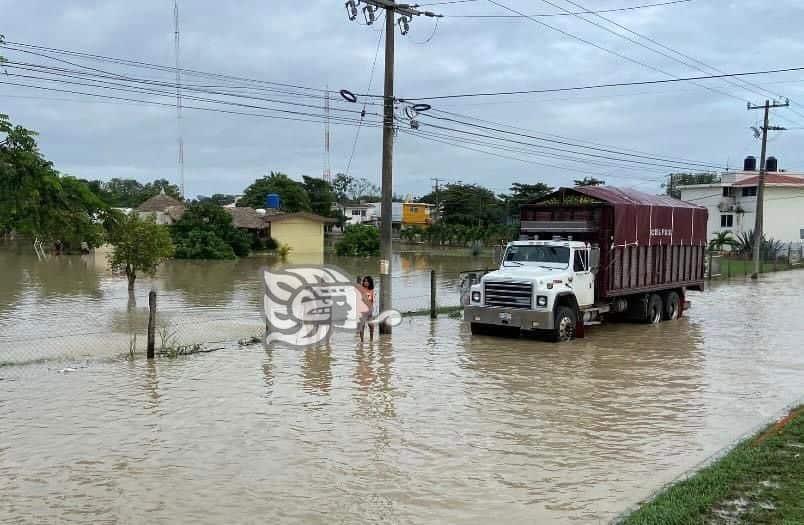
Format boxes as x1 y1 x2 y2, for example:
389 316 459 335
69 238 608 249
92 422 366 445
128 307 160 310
345 0 441 334
747 99 789 279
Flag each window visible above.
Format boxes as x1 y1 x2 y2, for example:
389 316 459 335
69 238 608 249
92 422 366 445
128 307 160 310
351 209 361 216
722 187 735 197
505 245 570 265
800 229 804 240
720 215 734 228
742 186 757 197
409 206 418 213
360 210 366 217
573 250 589 272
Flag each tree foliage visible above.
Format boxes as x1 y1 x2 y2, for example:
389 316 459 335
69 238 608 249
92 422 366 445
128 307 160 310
302 176 336 217
107 212 175 290
85 177 181 208
335 224 380 256
239 172 311 211
0 113 108 250
420 183 505 226
665 172 720 199
500 182 554 216
171 202 251 259
331 173 379 201
574 177 605 187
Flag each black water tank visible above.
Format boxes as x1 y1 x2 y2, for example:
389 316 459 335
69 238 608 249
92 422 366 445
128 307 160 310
766 156 778 172
744 155 757 171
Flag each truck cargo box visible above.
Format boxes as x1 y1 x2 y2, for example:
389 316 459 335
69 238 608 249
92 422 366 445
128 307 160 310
520 187 708 300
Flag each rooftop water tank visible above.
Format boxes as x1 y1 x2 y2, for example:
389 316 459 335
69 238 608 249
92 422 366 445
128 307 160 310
265 193 281 209
744 155 757 171
766 156 778 172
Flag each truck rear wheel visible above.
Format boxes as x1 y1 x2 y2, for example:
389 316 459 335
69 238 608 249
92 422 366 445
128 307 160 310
646 294 663 324
663 291 681 320
552 306 577 342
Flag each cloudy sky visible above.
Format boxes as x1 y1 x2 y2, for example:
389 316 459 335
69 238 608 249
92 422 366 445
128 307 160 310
2 0 804 199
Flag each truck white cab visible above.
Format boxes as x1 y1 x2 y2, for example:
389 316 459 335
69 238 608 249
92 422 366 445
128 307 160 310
464 240 600 342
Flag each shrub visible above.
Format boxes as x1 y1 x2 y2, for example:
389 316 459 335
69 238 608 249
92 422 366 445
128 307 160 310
335 224 380 256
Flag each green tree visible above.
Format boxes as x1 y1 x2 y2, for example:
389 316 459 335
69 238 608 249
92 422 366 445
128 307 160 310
302 176 336 217
709 231 737 252
501 182 553 217
335 224 380 256
0 113 107 250
240 172 311 211
421 183 504 226
196 193 237 206
141 179 182 203
171 202 251 259
332 173 353 202
108 213 175 291
664 172 720 199
574 177 605 186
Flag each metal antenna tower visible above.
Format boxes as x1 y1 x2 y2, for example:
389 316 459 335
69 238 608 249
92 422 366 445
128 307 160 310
174 0 185 197
324 85 332 182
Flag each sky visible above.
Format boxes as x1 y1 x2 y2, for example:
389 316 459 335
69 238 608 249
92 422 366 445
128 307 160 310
2 0 804 200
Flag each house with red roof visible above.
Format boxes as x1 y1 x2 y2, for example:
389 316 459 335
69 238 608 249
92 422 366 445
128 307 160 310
678 156 804 245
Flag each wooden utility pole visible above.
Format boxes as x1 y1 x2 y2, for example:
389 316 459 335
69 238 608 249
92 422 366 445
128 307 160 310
431 177 441 222
345 0 441 334
747 99 788 279
147 290 157 359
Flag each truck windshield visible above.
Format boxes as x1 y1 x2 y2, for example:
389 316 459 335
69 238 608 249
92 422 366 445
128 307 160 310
504 245 569 265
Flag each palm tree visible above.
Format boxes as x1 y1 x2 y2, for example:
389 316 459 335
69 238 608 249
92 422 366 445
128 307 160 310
709 231 737 252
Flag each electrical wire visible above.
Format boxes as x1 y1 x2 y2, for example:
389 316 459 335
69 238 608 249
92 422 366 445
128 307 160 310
344 24 385 176
443 0 693 18
398 65 804 101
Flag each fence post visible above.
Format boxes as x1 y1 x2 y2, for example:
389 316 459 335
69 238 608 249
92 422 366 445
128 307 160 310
707 251 713 280
430 270 437 319
147 290 156 359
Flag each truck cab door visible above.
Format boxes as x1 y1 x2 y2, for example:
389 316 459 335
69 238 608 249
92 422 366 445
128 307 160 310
573 249 595 307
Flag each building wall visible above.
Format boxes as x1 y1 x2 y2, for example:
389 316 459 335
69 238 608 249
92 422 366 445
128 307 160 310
270 219 324 254
402 204 431 226
680 184 804 244
763 186 804 242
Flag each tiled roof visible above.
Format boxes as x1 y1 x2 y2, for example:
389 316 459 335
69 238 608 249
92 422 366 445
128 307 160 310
136 193 184 212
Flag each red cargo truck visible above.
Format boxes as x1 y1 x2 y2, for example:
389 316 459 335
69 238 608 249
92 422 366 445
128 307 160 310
464 186 708 341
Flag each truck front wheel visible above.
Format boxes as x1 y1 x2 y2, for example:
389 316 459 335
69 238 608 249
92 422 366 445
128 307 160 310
552 306 577 342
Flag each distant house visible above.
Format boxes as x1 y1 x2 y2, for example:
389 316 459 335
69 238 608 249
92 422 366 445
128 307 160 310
336 202 378 226
679 156 804 245
136 191 185 225
265 212 336 254
225 206 270 236
402 202 434 228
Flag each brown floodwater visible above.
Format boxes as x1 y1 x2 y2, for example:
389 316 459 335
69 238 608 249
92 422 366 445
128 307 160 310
2 245 804 523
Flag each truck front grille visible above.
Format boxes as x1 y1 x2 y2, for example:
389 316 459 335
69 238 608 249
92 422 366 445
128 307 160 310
484 281 533 309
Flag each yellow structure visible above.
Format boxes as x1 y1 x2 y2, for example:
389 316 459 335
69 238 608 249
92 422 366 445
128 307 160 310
402 202 434 227
267 212 334 257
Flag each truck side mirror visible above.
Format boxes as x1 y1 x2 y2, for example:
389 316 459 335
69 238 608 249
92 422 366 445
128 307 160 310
589 246 601 273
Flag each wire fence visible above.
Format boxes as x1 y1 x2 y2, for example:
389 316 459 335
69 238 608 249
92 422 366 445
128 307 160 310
0 269 485 369
706 242 804 280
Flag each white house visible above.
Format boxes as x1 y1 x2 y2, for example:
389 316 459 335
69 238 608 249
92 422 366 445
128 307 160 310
679 156 804 245
336 202 378 226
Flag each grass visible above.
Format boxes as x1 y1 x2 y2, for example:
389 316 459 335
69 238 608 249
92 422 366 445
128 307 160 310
619 405 804 525
714 257 800 279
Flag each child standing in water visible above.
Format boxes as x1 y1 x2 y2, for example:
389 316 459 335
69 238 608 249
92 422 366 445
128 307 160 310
358 276 376 342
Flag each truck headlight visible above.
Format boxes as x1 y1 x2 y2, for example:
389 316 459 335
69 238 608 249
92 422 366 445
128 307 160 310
536 295 548 307
471 291 481 303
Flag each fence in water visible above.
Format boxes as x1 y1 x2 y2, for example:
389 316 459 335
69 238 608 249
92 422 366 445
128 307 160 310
0 269 490 368
706 242 804 280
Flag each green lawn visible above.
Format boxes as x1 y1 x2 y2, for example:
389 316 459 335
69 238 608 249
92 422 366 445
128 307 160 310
619 406 804 524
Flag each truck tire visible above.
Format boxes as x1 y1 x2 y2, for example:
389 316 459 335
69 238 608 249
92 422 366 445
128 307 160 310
663 291 681 321
552 306 577 342
646 294 663 324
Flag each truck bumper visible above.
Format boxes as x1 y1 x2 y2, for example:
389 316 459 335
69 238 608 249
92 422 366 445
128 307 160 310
464 305 554 331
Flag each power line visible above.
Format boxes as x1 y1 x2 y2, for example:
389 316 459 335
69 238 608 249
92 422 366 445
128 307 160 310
443 0 693 18
398 65 804 101
345 24 385 177
0 80 385 129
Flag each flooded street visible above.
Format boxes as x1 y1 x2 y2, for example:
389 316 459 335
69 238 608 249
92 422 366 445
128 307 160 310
2 248 804 523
